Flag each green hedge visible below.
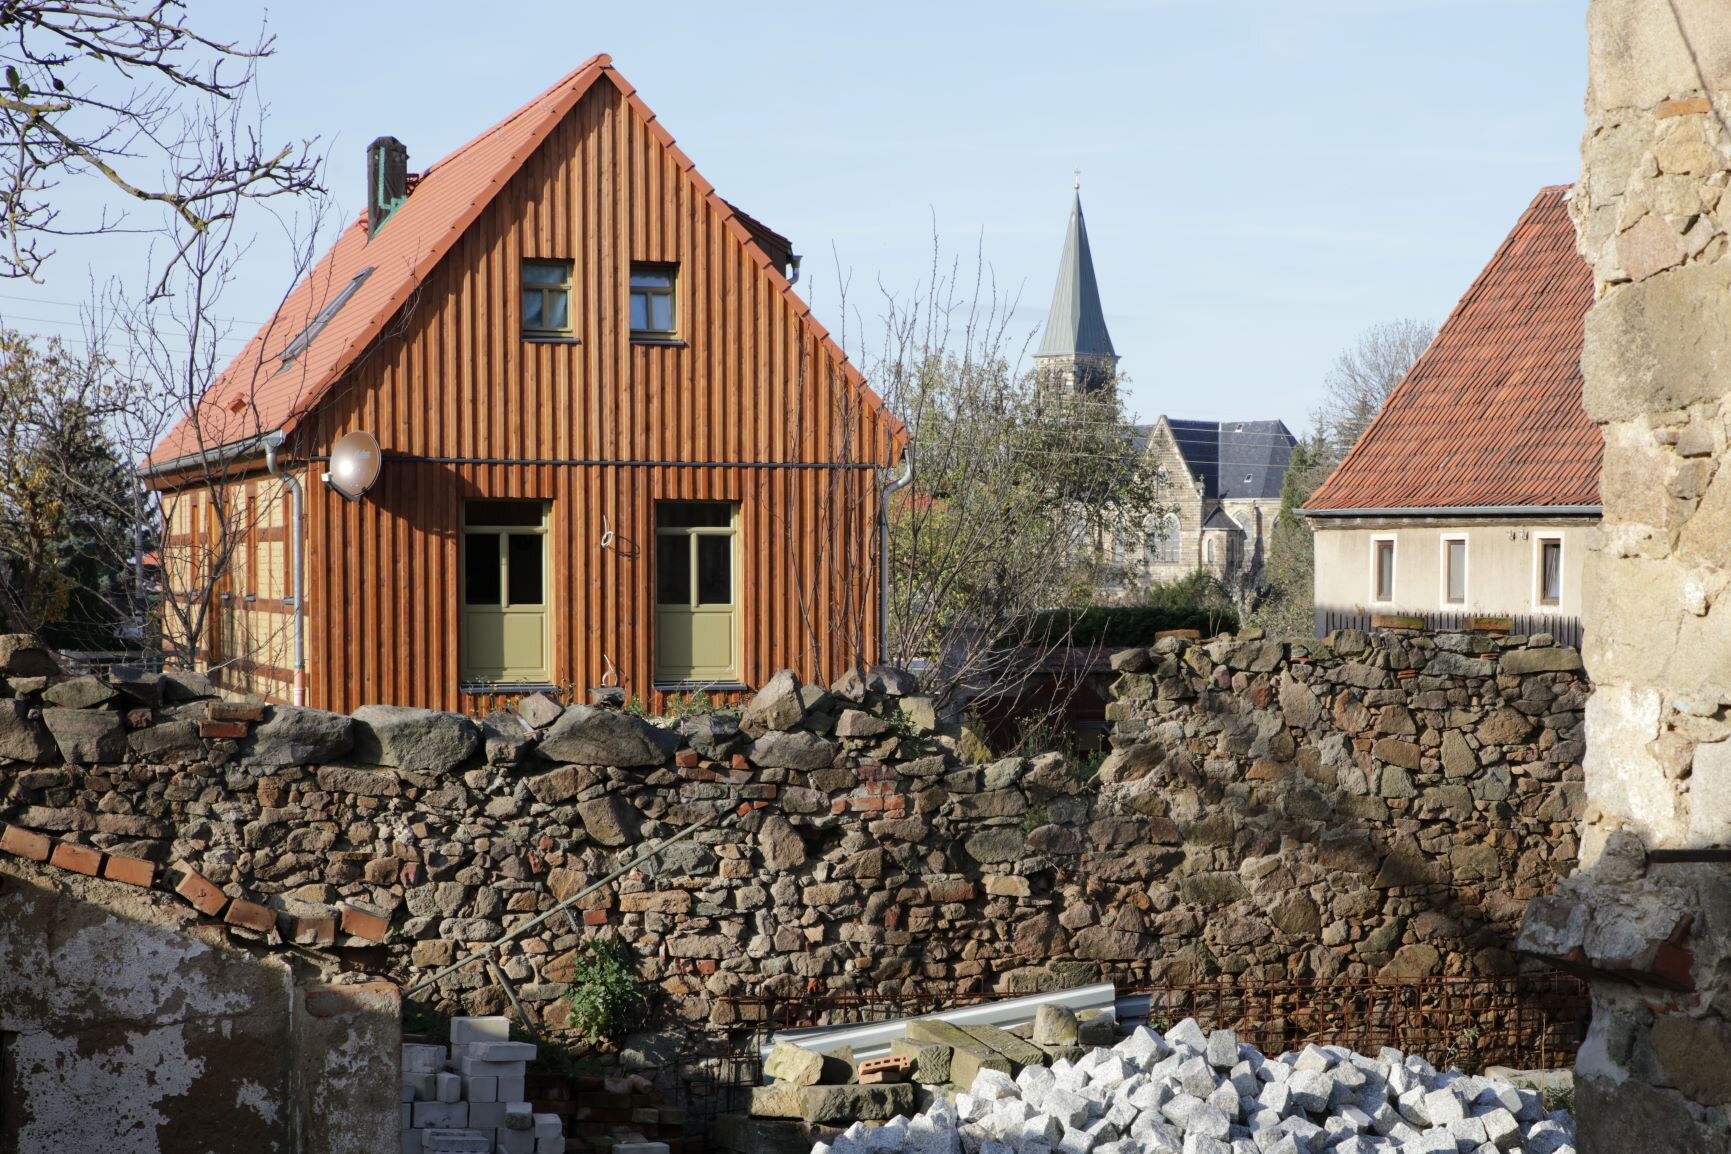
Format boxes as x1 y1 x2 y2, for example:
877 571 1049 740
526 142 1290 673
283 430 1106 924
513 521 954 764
1009 603 1239 648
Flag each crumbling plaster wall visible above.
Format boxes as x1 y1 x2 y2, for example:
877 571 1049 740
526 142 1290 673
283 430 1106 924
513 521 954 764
1515 3 1731 1149
0 859 397 1154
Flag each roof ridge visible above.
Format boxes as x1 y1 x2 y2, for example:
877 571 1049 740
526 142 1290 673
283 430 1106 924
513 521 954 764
417 54 611 179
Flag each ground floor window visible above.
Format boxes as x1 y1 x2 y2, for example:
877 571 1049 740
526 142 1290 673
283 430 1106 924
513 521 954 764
655 501 737 682
1444 535 1467 604
1538 536 1563 606
1372 536 1396 603
461 500 549 683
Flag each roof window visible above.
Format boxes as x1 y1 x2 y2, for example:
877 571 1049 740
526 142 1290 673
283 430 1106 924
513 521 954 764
277 267 375 370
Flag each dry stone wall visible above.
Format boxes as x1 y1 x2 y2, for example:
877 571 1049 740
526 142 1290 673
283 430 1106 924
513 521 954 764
0 628 1587 1073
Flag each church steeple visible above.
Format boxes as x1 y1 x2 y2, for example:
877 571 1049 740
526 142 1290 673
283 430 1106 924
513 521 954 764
1034 181 1118 394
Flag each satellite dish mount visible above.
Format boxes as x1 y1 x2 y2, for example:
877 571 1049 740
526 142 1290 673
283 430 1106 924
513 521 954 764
323 430 383 501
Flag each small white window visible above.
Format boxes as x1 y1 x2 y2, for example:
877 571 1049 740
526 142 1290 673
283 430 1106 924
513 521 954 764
1537 536 1563 606
1371 536 1396 603
1443 535 1467 605
1204 537 1215 564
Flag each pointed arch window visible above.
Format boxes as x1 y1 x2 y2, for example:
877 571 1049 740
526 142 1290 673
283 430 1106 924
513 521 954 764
1150 513 1181 564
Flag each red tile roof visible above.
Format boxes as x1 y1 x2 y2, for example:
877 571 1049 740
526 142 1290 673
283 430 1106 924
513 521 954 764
1305 186 1601 513
149 55 900 468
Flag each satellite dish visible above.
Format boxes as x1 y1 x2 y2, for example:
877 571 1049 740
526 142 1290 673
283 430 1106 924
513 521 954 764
326 430 382 501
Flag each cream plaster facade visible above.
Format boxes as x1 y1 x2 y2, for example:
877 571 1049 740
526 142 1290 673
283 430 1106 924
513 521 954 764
1311 518 1593 623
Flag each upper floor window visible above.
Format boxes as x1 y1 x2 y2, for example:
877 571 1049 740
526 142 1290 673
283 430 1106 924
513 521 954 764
522 260 573 337
1150 513 1181 564
1538 537 1563 606
630 263 678 338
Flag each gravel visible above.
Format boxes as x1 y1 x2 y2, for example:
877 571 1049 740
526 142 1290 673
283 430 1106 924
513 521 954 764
811 1019 1574 1154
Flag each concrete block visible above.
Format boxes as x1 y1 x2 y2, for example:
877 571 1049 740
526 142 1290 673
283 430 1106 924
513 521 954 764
468 1102 505 1130
402 1104 411 1126
411 1101 468 1128
458 1057 528 1078
402 1084 417 1104
497 1075 525 1103
532 1114 561 1138
449 1016 511 1045
535 1140 562 1154
496 1127 534 1154
421 1130 492 1154
463 1074 498 1103
436 1071 462 1103
404 1073 437 1101
401 1128 422 1154
403 1044 447 1074
503 1101 533 1130
464 1041 537 1062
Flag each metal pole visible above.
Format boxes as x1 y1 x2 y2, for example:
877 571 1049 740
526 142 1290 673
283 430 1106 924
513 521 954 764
405 807 742 998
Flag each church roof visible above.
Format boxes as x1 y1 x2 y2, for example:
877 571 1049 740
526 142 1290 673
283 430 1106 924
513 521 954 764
1036 190 1116 360
1156 417 1296 501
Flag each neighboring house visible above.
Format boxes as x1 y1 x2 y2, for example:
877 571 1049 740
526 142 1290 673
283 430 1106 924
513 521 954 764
1027 187 1296 600
145 55 904 712
1302 185 1600 642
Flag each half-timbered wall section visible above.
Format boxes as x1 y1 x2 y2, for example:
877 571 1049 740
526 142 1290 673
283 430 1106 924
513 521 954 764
149 58 902 713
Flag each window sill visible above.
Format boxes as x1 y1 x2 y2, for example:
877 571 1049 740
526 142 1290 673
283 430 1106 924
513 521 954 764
630 337 686 348
522 335 580 345
653 680 748 694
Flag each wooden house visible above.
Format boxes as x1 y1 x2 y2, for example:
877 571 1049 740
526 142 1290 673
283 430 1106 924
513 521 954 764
145 55 905 712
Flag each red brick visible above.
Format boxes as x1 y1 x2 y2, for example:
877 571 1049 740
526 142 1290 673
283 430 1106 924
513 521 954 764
730 753 750 771
225 898 277 933
103 855 156 887
173 862 230 916
0 824 51 862
675 748 700 768
207 701 267 723
1657 96 1713 118
197 719 248 739
49 841 102 876
581 909 608 925
338 901 391 942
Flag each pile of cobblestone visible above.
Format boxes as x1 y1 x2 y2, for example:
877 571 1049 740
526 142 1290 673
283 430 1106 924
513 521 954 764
814 1018 1574 1154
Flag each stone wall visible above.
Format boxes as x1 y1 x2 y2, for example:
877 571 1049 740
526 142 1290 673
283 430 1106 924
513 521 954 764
1513 3 1731 1148
0 628 1586 1082
0 855 398 1154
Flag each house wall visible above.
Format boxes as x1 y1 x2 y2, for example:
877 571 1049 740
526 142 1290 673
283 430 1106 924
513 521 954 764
1312 519 1593 620
190 77 897 712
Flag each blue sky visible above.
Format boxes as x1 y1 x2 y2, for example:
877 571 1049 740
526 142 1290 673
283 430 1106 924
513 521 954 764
5 1 1587 433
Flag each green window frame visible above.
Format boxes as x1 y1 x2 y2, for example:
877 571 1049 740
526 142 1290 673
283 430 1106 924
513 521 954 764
522 259 573 338
629 263 678 339
461 501 550 684
654 501 737 683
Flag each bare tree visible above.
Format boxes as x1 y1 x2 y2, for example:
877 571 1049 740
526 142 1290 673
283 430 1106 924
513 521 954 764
1315 317 1435 456
811 237 1161 727
0 1 319 284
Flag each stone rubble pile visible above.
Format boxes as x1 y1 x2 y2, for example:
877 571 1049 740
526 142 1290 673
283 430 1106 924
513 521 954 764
401 1016 565 1154
813 1019 1574 1154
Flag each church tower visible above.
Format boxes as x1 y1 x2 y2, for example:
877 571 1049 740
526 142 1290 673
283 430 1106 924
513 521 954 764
1034 183 1118 394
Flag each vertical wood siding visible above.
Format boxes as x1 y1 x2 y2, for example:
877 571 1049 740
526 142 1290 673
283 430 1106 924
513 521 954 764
283 81 894 713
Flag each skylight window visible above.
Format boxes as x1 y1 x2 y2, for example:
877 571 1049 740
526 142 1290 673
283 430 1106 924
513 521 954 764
277 267 374 370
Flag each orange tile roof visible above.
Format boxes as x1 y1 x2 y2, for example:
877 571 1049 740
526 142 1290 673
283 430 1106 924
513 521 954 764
1304 186 1601 513
149 55 900 468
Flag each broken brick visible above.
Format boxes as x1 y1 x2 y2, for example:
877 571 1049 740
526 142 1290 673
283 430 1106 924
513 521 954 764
103 855 156 888
0 824 51 862
224 898 277 933
49 841 102 876
197 719 249 740
207 701 267 723
173 862 230 916
339 901 391 942
582 909 609 926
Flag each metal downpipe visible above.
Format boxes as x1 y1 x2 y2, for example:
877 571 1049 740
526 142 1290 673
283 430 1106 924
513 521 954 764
264 435 308 707
878 448 914 665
